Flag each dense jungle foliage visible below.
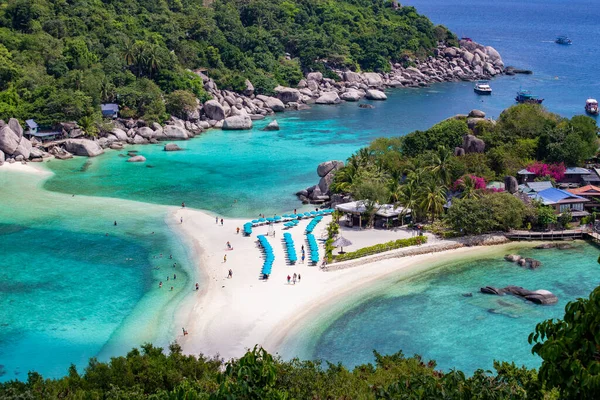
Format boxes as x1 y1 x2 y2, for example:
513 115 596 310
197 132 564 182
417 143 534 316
330 104 599 233
0 0 454 125
2 284 600 399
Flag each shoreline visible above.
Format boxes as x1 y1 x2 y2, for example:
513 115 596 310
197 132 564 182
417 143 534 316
172 206 535 362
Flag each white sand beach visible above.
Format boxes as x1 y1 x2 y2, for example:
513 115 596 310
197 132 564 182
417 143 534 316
172 207 511 360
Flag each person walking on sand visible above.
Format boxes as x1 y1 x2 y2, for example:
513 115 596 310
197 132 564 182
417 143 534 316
182 202 185 208
236 227 240 234
220 218 224 226
227 241 232 250
223 254 227 263
228 269 233 279
298 274 301 282
216 216 218 224
180 217 183 224
293 273 297 285
195 282 199 291
287 275 291 284
182 327 188 336
301 253 305 264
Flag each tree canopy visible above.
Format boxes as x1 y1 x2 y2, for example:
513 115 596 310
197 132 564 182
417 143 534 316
0 0 454 125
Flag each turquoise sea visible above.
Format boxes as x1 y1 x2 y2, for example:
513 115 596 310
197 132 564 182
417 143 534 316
1 0 599 381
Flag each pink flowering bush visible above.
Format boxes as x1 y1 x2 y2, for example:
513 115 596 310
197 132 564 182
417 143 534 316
452 175 486 191
526 162 565 181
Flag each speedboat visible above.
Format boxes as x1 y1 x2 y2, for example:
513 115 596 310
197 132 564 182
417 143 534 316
474 81 492 95
515 90 543 104
555 36 572 45
585 98 599 115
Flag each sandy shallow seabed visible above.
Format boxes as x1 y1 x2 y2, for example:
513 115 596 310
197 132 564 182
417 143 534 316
173 207 529 360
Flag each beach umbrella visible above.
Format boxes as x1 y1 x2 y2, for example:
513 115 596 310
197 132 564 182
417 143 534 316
274 216 282 220
266 217 274 222
332 236 352 253
252 219 259 223
310 211 317 215
258 218 266 222
304 212 311 216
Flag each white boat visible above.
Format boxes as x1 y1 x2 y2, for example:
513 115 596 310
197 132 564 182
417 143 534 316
474 81 492 95
585 98 599 115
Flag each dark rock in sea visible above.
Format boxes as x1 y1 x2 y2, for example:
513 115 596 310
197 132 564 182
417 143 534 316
146 165 154 168
505 66 533 75
481 285 557 305
358 104 374 109
534 243 574 250
164 143 182 151
263 120 280 131
462 293 473 297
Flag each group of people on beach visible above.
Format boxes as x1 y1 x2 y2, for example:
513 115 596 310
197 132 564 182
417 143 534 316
287 273 301 284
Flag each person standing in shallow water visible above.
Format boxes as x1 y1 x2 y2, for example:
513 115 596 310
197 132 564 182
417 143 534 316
215 216 218 224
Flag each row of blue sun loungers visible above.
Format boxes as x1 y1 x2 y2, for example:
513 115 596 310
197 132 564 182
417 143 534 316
305 216 323 234
243 222 253 236
246 209 334 228
257 235 274 276
284 220 300 228
306 234 319 264
282 233 297 264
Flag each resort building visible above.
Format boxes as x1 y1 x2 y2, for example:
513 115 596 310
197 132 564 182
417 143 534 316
101 103 119 119
531 187 589 218
518 181 553 195
335 201 411 229
557 167 593 188
23 119 63 142
567 185 600 211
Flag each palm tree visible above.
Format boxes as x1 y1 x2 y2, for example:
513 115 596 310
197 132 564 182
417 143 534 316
145 43 162 79
428 146 453 186
418 179 447 222
133 41 148 77
459 175 483 199
122 40 136 66
329 163 358 194
398 179 420 222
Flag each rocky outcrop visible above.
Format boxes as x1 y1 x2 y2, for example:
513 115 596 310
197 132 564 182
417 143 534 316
164 143 182 151
203 100 226 121
534 243 574 250
243 79 254 96
63 139 104 157
163 125 189 140
365 89 387 100
222 115 252 130
13 137 32 160
276 87 302 104
297 160 345 205
481 285 558 305
340 89 362 102
317 160 344 177
316 92 341 105
256 95 285 112
462 134 485 154
8 118 23 139
127 155 146 162
0 125 20 155
504 254 542 269
263 120 280 131
468 109 486 118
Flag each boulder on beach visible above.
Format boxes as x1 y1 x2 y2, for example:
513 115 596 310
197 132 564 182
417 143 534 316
127 155 146 162
0 149 4 165
13 137 32 160
256 95 285 112
164 143 182 151
222 115 252 130
315 92 341 105
0 125 20 155
340 89 362 102
365 89 387 100
63 139 104 157
8 118 23 139
263 120 280 131
276 87 302 104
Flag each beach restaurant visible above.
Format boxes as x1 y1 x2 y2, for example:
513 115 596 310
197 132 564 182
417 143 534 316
335 201 411 229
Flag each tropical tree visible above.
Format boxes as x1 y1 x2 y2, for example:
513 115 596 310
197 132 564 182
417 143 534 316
428 146 453 186
418 179 447 221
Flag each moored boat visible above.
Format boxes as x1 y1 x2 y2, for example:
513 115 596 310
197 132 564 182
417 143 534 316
585 98 599 115
555 35 572 45
474 81 492 95
515 90 543 104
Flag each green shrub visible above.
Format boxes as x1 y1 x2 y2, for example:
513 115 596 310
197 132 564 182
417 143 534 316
335 236 427 262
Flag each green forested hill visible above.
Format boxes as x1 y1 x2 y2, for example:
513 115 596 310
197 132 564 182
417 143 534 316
0 0 454 125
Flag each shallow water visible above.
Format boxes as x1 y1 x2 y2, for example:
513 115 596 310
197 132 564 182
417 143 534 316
0 171 192 381
310 243 600 373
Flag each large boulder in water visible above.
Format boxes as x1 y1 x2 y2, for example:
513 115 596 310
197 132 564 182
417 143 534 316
8 118 23 139
318 172 336 195
317 160 344 177
0 149 4 165
315 92 341 105
340 89 362 102
164 143 182 151
365 89 387 100
485 46 502 62
203 100 226 121
263 120 280 131
127 155 146 162
163 125 189 140
63 139 104 157
222 115 252 130
0 125 20 155
111 128 128 141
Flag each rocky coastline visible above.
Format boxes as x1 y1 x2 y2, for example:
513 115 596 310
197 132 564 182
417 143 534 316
0 39 507 166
